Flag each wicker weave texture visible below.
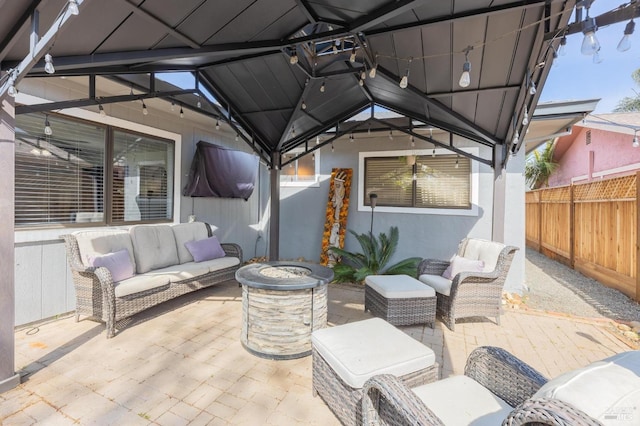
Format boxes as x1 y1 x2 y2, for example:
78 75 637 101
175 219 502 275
62 233 242 338
312 347 438 426
418 239 518 331
363 346 605 425
364 285 436 327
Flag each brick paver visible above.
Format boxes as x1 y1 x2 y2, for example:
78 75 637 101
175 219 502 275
1 281 633 425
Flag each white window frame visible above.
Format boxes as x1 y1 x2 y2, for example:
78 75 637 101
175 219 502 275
280 147 320 187
358 147 479 216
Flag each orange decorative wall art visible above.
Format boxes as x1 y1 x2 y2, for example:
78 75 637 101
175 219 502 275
320 168 352 266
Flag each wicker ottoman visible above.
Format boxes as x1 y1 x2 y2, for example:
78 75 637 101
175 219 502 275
365 274 437 327
311 318 438 426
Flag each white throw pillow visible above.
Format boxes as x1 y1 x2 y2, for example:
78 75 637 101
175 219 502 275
442 255 485 280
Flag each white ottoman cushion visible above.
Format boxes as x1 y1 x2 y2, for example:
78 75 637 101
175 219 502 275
418 274 453 296
365 275 435 298
412 375 513 426
311 318 435 388
532 350 640 425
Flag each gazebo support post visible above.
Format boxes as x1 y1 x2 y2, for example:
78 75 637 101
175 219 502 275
268 151 280 261
0 92 20 393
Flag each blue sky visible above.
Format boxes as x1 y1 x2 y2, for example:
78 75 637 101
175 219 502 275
540 0 638 113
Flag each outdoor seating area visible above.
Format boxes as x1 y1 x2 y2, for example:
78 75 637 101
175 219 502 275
1 280 634 425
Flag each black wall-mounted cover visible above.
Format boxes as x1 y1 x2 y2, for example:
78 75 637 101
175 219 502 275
183 141 258 200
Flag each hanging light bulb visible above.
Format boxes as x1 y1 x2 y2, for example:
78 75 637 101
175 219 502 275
142 101 148 115
432 147 436 157
179 106 184 118
236 133 239 141
301 100 307 110
170 101 175 111
633 132 639 148
331 143 334 152
197 100 202 108
67 0 79 15
359 77 364 87
529 80 537 96
349 133 354 142
617 20 635 52
399 58 411 89
369 62 377 79
44 115 52 136
459 49 471 88
513 130 520 144
558 35 567 56
455 155 459 169
7 75 17 97
289 52 298 65
215 120 220 130
389 130 393 140
99 104 106 116
44 53 55 74
410 135 415 147
292 126 296 137
312 153 315 160
349 47 357 63
580 10 600 55
316 135 320 145
320 81 326 93
332 40 339 54
522 105 529 126
592 48 603 64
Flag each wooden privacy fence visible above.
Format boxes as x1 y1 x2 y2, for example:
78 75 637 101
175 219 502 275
525 173 640 302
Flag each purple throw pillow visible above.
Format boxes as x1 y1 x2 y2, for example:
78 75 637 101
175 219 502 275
442 255 485 280
88 249 135 282
184 236 226 262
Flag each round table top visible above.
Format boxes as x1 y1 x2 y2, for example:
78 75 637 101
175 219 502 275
235 261 334 290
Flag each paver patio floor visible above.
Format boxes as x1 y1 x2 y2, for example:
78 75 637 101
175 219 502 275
1 281 633 425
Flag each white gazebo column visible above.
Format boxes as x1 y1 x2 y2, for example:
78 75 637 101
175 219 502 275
0 93 20 393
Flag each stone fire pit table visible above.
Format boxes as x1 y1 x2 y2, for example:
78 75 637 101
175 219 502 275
235 261 333 359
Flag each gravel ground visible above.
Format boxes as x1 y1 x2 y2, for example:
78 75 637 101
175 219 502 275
524 248 640 323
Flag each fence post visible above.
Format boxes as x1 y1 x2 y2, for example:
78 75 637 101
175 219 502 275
570 184 575 269
537 190 542 253
636 172 640 302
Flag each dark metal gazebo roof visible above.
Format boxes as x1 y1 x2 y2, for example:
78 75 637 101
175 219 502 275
0 0 584 168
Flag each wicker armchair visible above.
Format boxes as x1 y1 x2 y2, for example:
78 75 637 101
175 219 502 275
418 238 518 331
362 346 611 426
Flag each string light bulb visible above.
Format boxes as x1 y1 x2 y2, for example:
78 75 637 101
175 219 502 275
301 100 307 110
236 133 239 141
67 0 79 15
459 48 472 88
455 155 459 169
320 81 326 93
633 131 639 148
7 75 17 97
558 35 567 56
316 135 320 145
399 58 412 89
44 53 55 74
529 80 537 95
170 101 175 111
617 20 635 52
44 115 52 136
432 147 436 157
99 104 106 116
289 52 298 65
389 130 393 140
215 120 220 130
410 135 415 147
179 106 184 118
349 47 356 63
369 60 377 79
331 143 334 152
142 101 148 115
522 105 529 126
197 100 202 108
580 8 600 55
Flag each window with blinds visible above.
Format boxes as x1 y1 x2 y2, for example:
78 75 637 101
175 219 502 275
364 154 471 209
15 112 174 227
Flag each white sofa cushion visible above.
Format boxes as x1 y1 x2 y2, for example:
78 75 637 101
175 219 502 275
311 318 436 388
114 274 170 298
365 274 435 298
172 222 210 264
412 375 513 425
461 239 504 272
147 257 240 283
533 351 640 425
129 225 179 274
74 229 136 271
418 274 453 296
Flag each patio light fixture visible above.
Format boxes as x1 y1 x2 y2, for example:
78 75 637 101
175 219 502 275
522 105 529 126
67 0 79 15
44 115 52 136
458 47 472 88
301 99 307 110
320 81 326 93
388 130 393 140
7 71 17 97
289 52 298 65
179 105 184 118
432 147 436 157
142 101 148 115
399 58 411 89
617 19 635 52
454 155 459 169
170 101 175 111
44 53 55 74
580 6 600 55
558 35 568 56
369 56 378 78
316 135 320 144
349 47 357 63
98 104 106 116
215 120 220 130
633 131 639 148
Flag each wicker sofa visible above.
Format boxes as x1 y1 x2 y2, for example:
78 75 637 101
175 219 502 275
417 238 518 331
62 222 242 338
363 346 640 425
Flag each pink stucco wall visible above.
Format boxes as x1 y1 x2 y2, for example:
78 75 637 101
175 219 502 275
547 127 640 187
